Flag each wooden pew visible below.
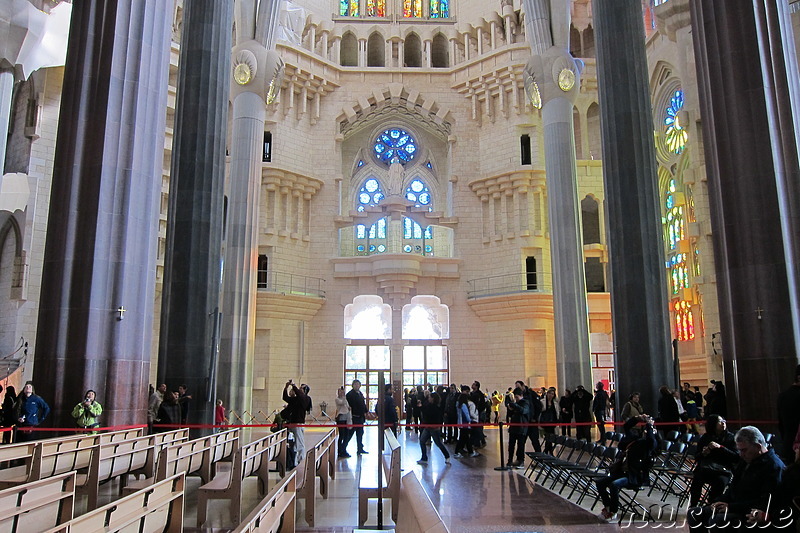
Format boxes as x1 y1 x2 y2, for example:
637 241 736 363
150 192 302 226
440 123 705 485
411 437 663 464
298 428 336 527
396 471 450 533
122 429 238 495
197 429 288 526
43 472 184 533
0 472 75 532
206 428 240 477
358 429 401 526
232 470 297 533
77 434 156 510
0 427 146 488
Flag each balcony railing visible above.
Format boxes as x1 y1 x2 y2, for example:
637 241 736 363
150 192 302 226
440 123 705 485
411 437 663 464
256 270 326 298
466 272 551 299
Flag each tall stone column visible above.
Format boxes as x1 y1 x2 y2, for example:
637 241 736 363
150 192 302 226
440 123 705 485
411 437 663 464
522 0 592 393
217 90 265 416
0 69 13 171
690 1 799 422
158 0 232 428
592 0 673 410
33 1 171 428
218 0 284 416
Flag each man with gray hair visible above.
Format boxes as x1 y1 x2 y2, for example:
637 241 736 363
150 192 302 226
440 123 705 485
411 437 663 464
688 426 784 532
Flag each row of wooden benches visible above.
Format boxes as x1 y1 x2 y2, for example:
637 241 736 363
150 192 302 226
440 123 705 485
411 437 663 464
0 426 340 531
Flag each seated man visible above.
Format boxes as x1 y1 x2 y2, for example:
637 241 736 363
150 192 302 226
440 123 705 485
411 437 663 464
596 415 658 521
689 414 738 507
688 426 785 532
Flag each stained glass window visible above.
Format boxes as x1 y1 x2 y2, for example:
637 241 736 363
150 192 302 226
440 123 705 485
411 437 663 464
340 0 359 15
430 0 449 18
367 0 386 16
666 206 684 250
693 244 701 277
355 178 387 255
665 89 688 154
374 129 417 165
402 179 434 254
669 253 689 294
404 0 422 17
674 300 695 341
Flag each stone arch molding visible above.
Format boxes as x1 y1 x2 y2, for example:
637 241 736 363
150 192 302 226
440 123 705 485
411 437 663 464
338 83 453 141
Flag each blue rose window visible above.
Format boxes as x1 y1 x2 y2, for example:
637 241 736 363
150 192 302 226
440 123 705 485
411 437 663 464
374 128 417 164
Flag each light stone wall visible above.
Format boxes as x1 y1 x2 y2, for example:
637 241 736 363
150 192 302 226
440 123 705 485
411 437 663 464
0 0 739 418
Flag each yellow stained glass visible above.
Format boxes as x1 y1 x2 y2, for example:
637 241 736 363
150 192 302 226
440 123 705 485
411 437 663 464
403 0 422 17
367 0 386 16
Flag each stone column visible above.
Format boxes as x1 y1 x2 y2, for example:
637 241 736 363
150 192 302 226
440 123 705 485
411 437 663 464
33 1 171 428
0 69 13 172
593 0 673 410
217 90 266 416
690 1 799 421
158 0 232 428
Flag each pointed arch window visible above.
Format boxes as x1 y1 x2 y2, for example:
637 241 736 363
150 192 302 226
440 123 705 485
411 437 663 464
367 0 386 16
403 178 434 255
430 0 449 18
355 178 387 255
403 0 422 17
340 0 359 16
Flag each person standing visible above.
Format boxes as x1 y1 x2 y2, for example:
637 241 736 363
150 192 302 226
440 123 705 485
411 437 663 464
506 387 531 467
214 399 228 432
148 383 166 433
572 385 593 441
593 382 610 441
620 392 646 422
541 387 560 453
516 380 542 453
454 392 476 458
2 385 15 443
71 389 103 434
157 391 182 429
657 385 681 435
383 384 398 436
444 383 458 443
559 388 573 436
283 380 310 463
417 392 451 465
14 382 50 442
346 379 368 454
491 390 503 424
177 384 192 425
335 387 352 458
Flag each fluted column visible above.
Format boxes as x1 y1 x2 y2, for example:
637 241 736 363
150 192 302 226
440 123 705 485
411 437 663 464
217 91 265 417
593 0 672 410
690 1 800 422
34 1 171 428
158 0 232 429
0 69 13 172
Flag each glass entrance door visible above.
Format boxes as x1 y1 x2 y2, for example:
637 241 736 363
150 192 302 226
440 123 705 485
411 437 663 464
345 344 390 412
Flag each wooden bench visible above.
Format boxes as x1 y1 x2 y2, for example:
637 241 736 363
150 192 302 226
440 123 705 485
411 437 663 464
0 427 146 489
122 429 238 495
77 434 158 510
232 470 297 533
197 429 288 526
207 428 240 476
297 428 336 527
358 429 401 526
43 472 184 533
0 472 76 531
396 471 450 533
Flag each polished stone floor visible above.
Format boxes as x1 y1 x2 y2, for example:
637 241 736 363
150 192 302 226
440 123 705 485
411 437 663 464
93 425 689 532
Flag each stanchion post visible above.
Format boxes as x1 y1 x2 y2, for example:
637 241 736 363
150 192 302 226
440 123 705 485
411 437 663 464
494 422 511 471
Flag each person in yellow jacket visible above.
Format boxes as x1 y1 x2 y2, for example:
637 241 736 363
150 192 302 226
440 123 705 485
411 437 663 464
71 389 103 434
491 390 504 424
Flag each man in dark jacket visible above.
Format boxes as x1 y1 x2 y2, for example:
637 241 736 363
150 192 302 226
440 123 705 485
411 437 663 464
516 380 542 453
283 381 310 462
470 381 488 448
572 385 593 441
506 387 531 467
346 379 368 454
688 426 785 532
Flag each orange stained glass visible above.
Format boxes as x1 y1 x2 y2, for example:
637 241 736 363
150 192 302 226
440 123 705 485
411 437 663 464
404 0 422 17
367 0 386 16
